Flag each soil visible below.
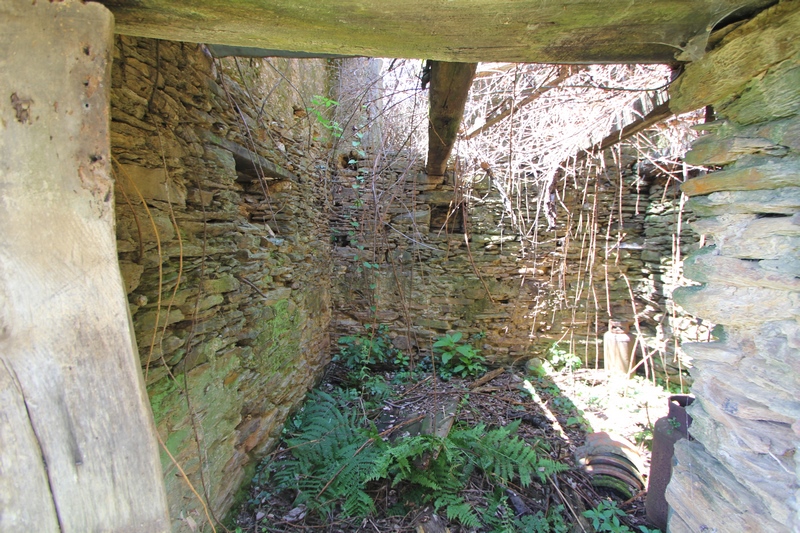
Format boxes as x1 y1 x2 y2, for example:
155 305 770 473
232 363 682 533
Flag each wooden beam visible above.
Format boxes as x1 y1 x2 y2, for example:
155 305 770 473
99 0 775 64
0 1 170 530
426 61 478 177
580 100 674 158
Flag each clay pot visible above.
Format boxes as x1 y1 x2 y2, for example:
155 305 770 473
645 395 694 531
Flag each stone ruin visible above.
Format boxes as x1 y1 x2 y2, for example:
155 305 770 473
111 4 799 528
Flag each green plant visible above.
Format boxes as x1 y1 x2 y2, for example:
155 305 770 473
543 343 583 374
272 389 384 518
362 374 392 402
247 461 273 507
393 351 410 369
350 130 367 159
307 95 343 138
433 332 486 379
370 419 566 527
633 426 654 450
483 493 570 533
271 388 567 527
656 376 687 394
582 500 659 533
335 324 398 371
667 416 681 435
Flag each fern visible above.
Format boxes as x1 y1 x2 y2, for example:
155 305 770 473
272 390 383 518
449 420 568 487
482 489 571 533
436 492 481 528
481 489 517 533
369 433 480 525
270 389 568 528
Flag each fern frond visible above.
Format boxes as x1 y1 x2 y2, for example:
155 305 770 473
272 389 379 519
450 421 566 487
434 493 481 528
342 488 375 517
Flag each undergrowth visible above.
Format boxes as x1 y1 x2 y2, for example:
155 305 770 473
433 331 487 379
263 387 567 528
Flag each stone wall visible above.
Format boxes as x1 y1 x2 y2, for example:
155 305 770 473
329 138 703 376
665 3 800 532
111 37 333 531
103 31 794 530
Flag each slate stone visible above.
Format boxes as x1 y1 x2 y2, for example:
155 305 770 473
719 59 800 125
666 440 791 533
680 341 743 365
683 247 800 290
685 134 787 166
681 160 800 196
672 284 800 327
690 213 800 260
686 187 800 216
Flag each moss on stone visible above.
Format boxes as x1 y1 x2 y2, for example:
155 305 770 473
248 299 300 373
148 374 180 426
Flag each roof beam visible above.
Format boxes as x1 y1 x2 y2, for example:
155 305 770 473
99 0 775 64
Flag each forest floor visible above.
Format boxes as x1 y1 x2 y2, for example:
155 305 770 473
232 356 684 533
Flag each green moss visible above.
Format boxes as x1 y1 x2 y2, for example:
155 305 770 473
148 375 180 426
224 460 259 526
162 427 190 462
246 299 301 373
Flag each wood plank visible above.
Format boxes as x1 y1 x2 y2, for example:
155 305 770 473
0 1 170 530
0 362 61 530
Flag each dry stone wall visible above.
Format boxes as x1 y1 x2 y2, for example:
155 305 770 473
111 37 333 532
329 141 703 377
665 3 800 531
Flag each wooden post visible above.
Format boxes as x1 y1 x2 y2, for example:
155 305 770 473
426 61 478 177
0 1 170 530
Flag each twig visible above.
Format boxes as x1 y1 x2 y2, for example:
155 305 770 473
548 476 588 533
469 368 506 389
236 275 270 299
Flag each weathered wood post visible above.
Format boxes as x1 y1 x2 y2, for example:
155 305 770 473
0 1 169 530
426 61 478 177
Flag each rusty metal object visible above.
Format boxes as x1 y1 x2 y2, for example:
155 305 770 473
575 432 645 499
646 395 694 531
603 320 634 376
